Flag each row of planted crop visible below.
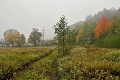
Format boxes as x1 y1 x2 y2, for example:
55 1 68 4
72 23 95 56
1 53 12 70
0 47 54 80
11 50 58 80
57 47 120 80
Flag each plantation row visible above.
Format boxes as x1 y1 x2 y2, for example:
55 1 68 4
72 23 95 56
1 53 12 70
0 47 54 80
57 47 120 80
0 47 120 80
11 50 58 80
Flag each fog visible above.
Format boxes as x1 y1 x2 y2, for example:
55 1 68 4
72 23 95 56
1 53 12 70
0 0 120 40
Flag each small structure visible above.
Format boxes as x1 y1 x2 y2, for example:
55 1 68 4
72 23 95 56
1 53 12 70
0 39 10 47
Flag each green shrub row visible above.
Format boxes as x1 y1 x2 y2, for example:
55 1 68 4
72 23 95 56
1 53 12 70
11 50 58 80
0 47 53 79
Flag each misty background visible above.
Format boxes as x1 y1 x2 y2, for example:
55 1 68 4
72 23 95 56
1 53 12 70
0 0 120 40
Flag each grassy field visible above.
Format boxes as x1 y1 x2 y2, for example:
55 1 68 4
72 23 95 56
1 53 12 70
0 47 120 80
0 47 54 80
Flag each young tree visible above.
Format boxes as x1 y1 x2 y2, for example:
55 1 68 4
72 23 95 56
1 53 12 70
54 15 74 56
28 28 42 46
4 29 20 47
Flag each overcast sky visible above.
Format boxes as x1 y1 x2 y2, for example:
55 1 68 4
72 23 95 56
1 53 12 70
0 0 120 40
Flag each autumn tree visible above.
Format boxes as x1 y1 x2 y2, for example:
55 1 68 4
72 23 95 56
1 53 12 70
28 28 42 46
94 16 110 38
76 28 83 44
103 16 120 48
4 29 20 47
76 21 96 45
94 16 120 47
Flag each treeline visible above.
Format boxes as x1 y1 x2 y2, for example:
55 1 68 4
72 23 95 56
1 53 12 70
3 28 55 47
74 8 120 48
2 7 120 48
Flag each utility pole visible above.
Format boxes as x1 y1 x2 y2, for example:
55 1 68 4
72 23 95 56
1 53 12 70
42 27 45 46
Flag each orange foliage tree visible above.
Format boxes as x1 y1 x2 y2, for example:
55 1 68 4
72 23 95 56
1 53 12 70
94 16 110 38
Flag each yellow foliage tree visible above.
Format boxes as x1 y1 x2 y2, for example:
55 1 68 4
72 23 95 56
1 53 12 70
4 29 20 46
76 28 83 44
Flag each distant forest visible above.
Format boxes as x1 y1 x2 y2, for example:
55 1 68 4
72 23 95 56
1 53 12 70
70 8 120 48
